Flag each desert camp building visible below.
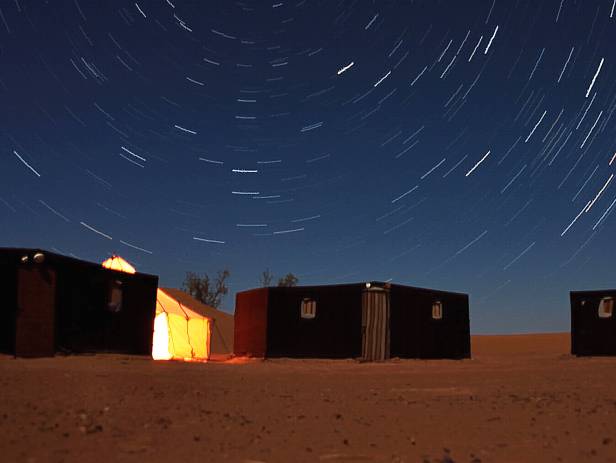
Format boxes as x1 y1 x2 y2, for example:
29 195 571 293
571 289 616 356
102 257 230 362
0 248 158 357
234 282 470 361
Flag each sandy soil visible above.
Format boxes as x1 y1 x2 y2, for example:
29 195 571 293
2 333 616 463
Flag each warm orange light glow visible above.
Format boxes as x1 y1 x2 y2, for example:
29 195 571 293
224 356 259 364
154 289 211 362
100 255 211 362
101 255 136 274
152 312 173 360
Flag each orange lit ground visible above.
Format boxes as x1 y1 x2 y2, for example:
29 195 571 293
2 333 616 463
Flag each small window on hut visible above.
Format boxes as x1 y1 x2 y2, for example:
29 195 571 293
432 301 443 320
598 297 614 319
300 298 316 319
107 280 123 313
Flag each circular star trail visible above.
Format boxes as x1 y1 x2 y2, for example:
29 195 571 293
1 1 615 332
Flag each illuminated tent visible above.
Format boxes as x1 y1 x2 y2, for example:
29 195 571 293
160 287 234 356
102 255 211 361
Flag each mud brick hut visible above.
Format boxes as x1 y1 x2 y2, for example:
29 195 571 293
0 248 158 357
234 282 470 361
571 289 616 356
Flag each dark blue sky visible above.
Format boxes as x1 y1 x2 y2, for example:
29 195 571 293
1 0 615 333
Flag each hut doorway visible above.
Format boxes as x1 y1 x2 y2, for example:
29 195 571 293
361 286 390 361
15 266 56 357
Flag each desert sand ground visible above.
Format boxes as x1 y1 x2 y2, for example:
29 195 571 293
2 333 616 463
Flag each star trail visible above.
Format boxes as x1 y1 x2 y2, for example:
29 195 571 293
1 1 615 333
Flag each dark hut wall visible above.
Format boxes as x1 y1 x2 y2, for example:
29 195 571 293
54 262 158 355
0 248 32 354
15 265 56 357
0 248 58 357
120 275 158 355
389 285 470 359
0 256 18 354
0 248 158 357
234 288 269 357
266 284 363 358
233 282 472 360
571 290 616 356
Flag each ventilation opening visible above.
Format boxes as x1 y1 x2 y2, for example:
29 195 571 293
301 298 316 319
107 280 123 313
598 297 614 319
432 301 443 320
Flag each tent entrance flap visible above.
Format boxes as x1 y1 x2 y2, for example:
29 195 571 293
152 312 172 360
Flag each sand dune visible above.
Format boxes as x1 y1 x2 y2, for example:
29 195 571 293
2 333 616 463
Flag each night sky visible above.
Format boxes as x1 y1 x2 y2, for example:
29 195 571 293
1 1 615 333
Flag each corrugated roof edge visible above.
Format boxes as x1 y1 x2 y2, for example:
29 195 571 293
0 247 159 279
237 281 468 297
570 289 616 295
